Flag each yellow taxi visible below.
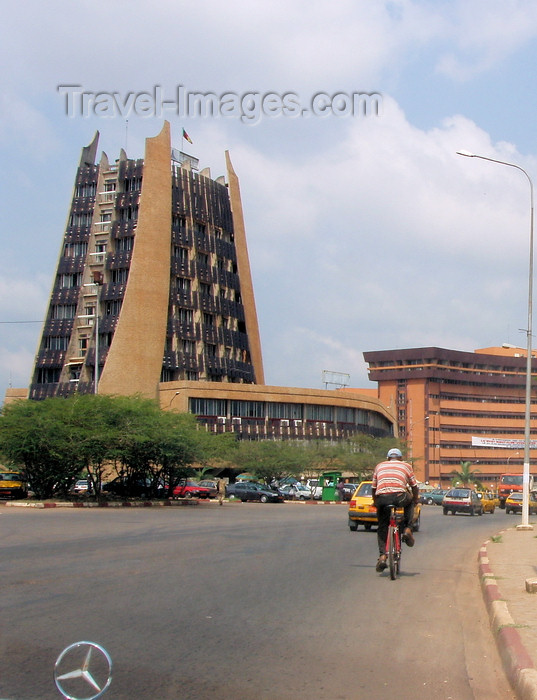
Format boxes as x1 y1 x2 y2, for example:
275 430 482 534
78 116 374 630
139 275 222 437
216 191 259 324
476 491 496 514
348 480 421 532
0 471 28 499
505 491 537 515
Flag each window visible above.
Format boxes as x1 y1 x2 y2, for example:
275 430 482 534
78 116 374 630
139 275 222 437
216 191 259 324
37 368 61 384
230 400 265 418
45 336 69 350
305 404 333 421
116 237 133 252
100 211 112 223
124 177 142 192
64 241 88 258
104 181 116 192
178 308 193 324
51 305 77 320
205 344 217 357
182 339 195 354
105 300 122 316
59 273 82 289
119 206 138 222
189 397 226 415
199 283 211 296
112 269 128 284
172 215 186 230
75 183 96 198
69 212 93 227
203 313 215 326
267 402 303 419
174 246 188 262
176 277 191 291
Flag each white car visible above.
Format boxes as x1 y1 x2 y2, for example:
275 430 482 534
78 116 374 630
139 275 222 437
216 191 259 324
278 483 312 500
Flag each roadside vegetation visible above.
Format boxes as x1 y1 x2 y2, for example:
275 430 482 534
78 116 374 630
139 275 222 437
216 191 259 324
0 395 401 499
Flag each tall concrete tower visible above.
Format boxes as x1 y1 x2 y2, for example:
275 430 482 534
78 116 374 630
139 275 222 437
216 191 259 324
29 123 264 400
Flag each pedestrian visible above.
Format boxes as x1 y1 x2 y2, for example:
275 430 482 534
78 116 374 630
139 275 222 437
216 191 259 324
217 478 226 505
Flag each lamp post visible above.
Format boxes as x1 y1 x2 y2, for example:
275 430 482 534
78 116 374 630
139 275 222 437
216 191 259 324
409 415 429 478
457 150 534 529
92 271 104 395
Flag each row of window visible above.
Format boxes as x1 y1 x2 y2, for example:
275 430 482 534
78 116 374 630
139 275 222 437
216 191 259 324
188 398 389 426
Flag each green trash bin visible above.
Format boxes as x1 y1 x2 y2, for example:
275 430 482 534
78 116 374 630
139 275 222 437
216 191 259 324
321 471 342 501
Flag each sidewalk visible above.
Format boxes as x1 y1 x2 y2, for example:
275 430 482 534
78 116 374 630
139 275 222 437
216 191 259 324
479 524 537 700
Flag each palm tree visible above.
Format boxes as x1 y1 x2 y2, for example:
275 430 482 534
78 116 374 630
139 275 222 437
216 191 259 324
450 461 483 489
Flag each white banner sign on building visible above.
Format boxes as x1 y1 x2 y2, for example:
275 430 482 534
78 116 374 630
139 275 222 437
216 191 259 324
472 436 537 449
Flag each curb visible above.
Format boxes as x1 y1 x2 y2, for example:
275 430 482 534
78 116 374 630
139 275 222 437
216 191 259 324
0 498 346 509
0 499 203 509
479 539 537 700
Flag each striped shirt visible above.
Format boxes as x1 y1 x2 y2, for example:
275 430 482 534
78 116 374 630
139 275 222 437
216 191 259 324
372 459 417 495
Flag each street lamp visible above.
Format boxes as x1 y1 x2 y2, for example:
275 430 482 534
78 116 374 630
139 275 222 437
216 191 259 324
92 271 104 394
457 150 534 530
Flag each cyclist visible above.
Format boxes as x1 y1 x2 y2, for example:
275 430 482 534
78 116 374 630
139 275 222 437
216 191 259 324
372 448 420 572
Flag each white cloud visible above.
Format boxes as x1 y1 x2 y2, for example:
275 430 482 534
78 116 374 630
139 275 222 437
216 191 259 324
2 0 537 398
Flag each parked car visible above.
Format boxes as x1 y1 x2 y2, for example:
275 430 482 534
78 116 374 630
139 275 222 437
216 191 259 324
340 483 359 501
505 492 537 515
102 477 151 498
227 481 283 503
172 480 212 499
476 491 496 514
420 488 448 505
278 483 312 500
0 471 28 499
442 488 483 516
70 479 91 495
347 480 421 532
197 480 218 497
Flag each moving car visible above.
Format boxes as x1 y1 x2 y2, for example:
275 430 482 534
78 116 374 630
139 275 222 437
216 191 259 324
348 481 377 530
227 481 283 503
477 491 496 514
347 480 421 532
442 488 483 516
0 471 27 499
172 480 212 499
505 492 537 515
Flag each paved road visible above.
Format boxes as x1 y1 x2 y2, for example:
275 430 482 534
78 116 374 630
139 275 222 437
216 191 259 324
0 504 514 699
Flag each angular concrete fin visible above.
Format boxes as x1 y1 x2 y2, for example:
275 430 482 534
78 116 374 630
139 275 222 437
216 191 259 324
79 132 99 167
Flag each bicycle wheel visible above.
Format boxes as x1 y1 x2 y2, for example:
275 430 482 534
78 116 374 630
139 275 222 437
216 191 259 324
388 525 397 580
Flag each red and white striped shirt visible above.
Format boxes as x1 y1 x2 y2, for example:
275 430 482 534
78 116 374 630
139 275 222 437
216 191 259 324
372 459 417 495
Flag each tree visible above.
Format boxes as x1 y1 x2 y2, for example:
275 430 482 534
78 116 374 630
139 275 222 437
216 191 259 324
0 395 215 500
231 441 307 485
450 461 483 489
0 398 87 498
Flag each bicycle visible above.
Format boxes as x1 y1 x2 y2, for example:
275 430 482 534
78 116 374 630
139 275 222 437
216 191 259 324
385 505 403 580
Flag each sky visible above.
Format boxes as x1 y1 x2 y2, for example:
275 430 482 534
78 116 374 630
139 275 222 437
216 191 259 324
2 0 537 397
